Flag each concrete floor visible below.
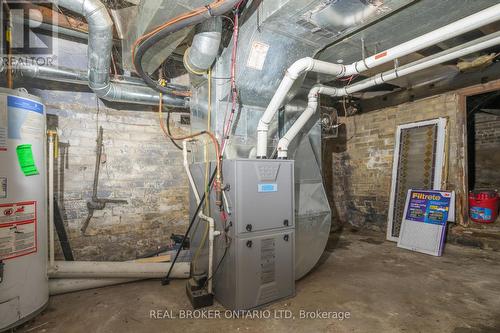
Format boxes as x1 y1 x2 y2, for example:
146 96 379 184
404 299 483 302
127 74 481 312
18 230 500 333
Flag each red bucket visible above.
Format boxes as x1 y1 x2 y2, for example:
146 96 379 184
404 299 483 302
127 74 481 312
468 190 499 224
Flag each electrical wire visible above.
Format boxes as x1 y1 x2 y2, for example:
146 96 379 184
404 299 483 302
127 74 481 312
158 81 223 195
157 70 186 151
221 3 243 154
162 168 218 285
203 241 230 290
132 0 243 95
192 68 213 272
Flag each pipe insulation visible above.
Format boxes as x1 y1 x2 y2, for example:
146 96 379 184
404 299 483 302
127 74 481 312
256 3 500 158
48 0 189 106
276 31 500 158
48 261 190 279
184 17 222 74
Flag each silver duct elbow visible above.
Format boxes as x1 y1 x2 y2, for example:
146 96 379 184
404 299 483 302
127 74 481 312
49 0 188 107
183 17 222 74
54 0 113 94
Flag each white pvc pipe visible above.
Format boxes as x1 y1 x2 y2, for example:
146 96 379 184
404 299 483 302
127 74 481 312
349 3 500 74
276 31 500 158
49 278 140 295
256 58 346 157
277 88 320 159
182 140 218 294
48 261 190 279
48 134 55 268
257 3 500 158
345 31 500 96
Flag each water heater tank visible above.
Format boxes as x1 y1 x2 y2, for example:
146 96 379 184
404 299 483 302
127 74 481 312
0 88 48 330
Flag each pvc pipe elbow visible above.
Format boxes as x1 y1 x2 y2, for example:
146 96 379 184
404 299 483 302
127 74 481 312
257 120 269 132
277 138 290 159
286 57 315 79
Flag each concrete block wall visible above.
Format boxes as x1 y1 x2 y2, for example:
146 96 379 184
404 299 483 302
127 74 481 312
472 112 500 190
41 90 189 261
325 93 461 231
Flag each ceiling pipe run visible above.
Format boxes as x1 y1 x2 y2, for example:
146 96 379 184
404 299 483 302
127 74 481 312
48 0 189 106
256 2 500 158
276 31 500 159
11 63 188 107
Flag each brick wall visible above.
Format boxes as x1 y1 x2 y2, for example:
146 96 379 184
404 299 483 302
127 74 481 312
324 93 462 231
40 90 189 261
472 112 500 190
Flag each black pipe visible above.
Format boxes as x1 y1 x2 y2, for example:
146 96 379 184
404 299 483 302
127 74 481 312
161 167 217 285
53 197 74 261
134 0 241 95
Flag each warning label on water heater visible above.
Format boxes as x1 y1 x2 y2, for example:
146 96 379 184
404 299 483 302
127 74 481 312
0 201 37 260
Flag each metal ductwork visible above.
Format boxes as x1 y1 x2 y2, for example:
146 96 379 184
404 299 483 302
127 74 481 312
184 17 223 74
48 0 188 107
12 63 189 107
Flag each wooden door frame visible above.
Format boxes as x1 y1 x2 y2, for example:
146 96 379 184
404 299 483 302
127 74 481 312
456 79 500 226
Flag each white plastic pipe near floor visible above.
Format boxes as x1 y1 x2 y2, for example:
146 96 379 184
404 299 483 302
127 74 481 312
256 2 500 158
48 261 190 279
48 134 55 268
275 31 500 158
49 278 140 296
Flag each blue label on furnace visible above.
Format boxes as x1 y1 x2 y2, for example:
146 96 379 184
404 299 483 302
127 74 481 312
258 183 278 193
7 96 44 114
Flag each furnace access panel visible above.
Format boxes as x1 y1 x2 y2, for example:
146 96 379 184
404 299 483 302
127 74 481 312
212 159 295 310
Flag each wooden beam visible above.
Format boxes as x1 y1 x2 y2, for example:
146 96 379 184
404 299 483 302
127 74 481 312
359 63 500 113
18 3 88 33
16 3 120 39
133 255 171 263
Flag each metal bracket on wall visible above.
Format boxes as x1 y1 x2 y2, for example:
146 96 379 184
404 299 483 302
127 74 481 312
81 126 127 235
